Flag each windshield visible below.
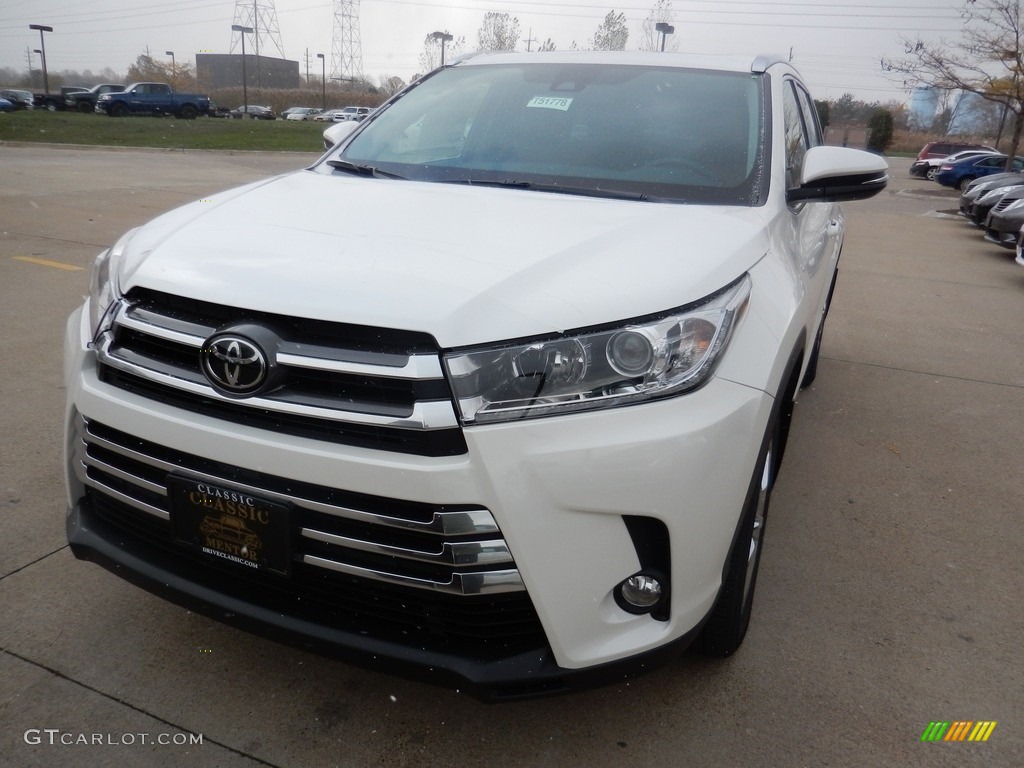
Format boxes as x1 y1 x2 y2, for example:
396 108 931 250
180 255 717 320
329 62 766 205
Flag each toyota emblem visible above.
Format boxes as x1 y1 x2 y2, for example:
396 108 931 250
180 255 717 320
202 334 268 395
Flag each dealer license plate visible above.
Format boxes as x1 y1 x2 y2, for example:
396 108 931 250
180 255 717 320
169 476 292 576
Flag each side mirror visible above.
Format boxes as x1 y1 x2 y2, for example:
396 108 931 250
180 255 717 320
322 120 360 150
787 146 888 204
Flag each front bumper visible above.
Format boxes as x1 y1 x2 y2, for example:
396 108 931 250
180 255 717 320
67 497 703 700
64 304 771 695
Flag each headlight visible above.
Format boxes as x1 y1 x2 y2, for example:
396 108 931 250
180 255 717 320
444 275 751 424
87 228 136 338
1004 198 1024 212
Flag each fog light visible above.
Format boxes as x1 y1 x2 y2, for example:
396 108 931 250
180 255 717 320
616 573 663 613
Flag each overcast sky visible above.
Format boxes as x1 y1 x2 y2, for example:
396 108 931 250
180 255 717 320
1 0 968 101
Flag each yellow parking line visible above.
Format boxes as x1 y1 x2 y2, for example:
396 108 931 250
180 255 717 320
12 256 84 271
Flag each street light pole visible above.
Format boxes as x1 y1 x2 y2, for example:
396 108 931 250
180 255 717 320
231 24 253 118
165 51 175 86
316 54 326 111
32 50 43 90
429 31 454 67
29 24 53 94
655 22 675 53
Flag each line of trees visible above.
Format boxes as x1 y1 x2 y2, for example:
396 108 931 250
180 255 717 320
418 2 679 75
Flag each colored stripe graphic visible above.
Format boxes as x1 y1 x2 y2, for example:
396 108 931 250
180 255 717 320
968 722 997 742
945 721 972 741
921 721 996 742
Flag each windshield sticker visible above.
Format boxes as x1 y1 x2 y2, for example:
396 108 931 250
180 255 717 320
527 96 573 111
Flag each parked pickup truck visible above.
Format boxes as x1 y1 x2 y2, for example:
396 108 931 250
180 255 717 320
95 82 210 119
66 83 125 113
33 85 88 111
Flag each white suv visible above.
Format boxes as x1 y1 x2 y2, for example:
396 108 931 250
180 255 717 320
335 105 371 121
65 51 886 700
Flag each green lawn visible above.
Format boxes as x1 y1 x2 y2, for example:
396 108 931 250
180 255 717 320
0 109 326 152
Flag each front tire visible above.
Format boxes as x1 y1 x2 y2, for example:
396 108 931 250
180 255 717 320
957 175 976 191
926 167 939 181
109 103 128 118
179 104 198 120
693 433 776 657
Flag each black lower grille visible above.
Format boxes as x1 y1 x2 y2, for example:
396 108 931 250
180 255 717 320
88 491 547 657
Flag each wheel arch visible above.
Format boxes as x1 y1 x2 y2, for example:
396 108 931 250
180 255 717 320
720 334 804 585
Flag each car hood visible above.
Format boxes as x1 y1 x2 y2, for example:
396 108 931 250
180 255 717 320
116 170 770 347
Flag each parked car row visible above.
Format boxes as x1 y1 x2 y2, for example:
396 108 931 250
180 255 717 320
953 172 1024 269
910 141 1024 190
909 147 998 181
313 106 372 122
0 90 371 125
0 88 35 110
936 153 1024 190
213 105 371 122
229 104 277 120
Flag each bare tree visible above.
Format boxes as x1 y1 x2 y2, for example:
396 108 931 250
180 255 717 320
639 0 677 52
537 38 557 52
478 12 520 52
883 0 1024 167
378 75 406 97
126 54 168 83
592 11 629 51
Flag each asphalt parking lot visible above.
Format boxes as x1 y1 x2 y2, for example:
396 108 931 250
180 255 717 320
1 145 1022 768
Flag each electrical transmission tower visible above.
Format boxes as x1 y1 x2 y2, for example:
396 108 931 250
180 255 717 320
230 0 286 60
331 0 364 84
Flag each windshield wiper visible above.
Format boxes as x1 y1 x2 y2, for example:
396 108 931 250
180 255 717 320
439 178 649 201
327 159 405 180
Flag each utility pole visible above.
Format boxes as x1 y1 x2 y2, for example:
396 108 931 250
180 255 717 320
253 0 261 92
524 29 537 52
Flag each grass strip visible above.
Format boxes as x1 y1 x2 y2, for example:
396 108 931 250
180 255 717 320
0 110 327 152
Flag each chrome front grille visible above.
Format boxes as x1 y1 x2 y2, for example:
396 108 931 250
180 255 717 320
94 289 466 456
74 417 524 597
992 197 1018 214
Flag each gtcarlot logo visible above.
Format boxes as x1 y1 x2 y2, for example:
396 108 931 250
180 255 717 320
920 721 997 742
24 729 203 747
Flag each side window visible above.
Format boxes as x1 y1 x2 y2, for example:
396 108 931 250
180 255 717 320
782 81 808 191
794 84 822 147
